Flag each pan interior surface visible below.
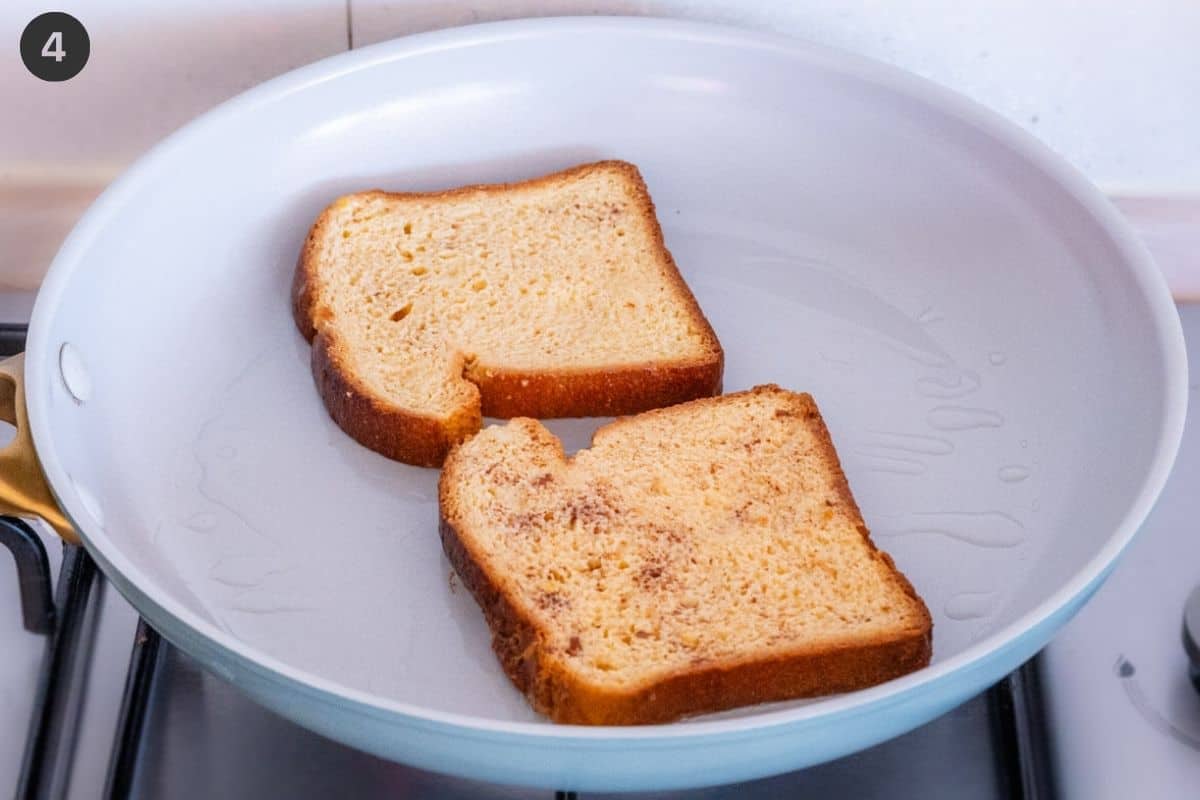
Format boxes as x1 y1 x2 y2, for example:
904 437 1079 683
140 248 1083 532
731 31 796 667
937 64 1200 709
25 18 1182 741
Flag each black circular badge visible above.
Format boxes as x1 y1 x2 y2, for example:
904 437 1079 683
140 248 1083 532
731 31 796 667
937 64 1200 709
20 12 89 82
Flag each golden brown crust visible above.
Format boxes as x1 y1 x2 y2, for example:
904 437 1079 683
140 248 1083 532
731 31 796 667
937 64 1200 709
468 360 722 419
293 160 723 467
291 205 325 344
439 386 933 725
312 330 481 467
545 630 931 725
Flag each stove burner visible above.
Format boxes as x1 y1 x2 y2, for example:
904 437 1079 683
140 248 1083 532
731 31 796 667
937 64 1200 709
1115 653 1200 750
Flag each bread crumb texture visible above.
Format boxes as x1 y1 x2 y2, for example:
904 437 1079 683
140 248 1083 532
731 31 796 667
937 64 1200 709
295 161 723 466
440 385 932 724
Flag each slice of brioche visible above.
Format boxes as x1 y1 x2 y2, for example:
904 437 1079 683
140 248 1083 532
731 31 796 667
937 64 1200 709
293 160 723 466
439 385 932 725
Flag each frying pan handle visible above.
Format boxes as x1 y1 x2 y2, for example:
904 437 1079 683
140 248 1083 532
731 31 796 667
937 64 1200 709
0 354 78 543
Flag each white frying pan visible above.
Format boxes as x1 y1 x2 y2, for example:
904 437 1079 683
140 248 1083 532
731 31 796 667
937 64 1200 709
0 17 1185 792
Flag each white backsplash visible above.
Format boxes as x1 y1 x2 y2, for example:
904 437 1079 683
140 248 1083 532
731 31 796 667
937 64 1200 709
1 0 1197 289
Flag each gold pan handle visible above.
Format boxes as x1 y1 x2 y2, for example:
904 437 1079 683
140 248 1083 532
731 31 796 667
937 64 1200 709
0 353 78 543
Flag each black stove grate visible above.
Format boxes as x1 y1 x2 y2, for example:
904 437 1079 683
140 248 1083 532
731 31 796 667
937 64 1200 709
3 528 99 800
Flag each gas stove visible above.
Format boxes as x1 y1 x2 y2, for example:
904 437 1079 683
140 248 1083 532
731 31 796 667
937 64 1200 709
3 304 1200 799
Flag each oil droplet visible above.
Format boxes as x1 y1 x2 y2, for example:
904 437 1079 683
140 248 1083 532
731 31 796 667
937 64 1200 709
988 351 1007 366
916 369 981 399
860 455 926 476
879 510 1025 548
998 465 1030 483
187 512 218 532
863 431 955 456
927 406 1005 431
944 592 995 621
1020 439 1028 448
